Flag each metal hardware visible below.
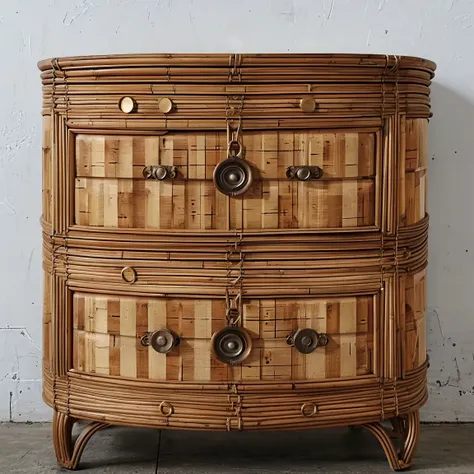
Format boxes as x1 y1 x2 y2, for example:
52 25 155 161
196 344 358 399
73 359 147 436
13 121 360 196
301 402 318 418
213 157 253 197
119 96 136 113
227 139 243 159
225 291 242 327
214 119 253 196
158 97 174 114
226 308 240 326
159 401 174 417
217 86 252 197
286 328 329 354
142 165 178 180
299 97 317 113
211 327 252 365
121 266 137 284
140 329 180 354
286 166 323 181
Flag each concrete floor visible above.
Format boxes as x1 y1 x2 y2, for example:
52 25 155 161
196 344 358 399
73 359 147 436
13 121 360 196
0 423 473 473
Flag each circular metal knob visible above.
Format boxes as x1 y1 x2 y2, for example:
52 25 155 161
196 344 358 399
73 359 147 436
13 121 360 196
150 329 180 354
211 327 252 365
153 165 168 180
299 97 317 113
296 167 312 181
287 328 329 354
158 401 174 417
213 157 253 197
286 166 322 181
119 96 137 114
121 266 137 284
158 97 174 114
301 402 318 418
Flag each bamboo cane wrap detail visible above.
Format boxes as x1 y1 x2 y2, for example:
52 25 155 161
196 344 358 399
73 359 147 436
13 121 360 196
40 54 434 470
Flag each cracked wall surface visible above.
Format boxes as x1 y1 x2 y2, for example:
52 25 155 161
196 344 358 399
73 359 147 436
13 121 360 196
0 0 473 422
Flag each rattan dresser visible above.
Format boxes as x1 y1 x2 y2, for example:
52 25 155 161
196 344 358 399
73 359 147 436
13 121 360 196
39 54 435 471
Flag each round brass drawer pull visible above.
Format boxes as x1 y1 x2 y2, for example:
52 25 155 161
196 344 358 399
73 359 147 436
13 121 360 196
158 97 174 114
213 157 253 197
140 329 180 354
286 328 329 354
211 327 252 365
151 329 180 354
143 165 178 180
159 401 174 417
299 97 317 113
119 96 137 113
153 165 168 180
301 402 318 418
286 166 323 181
121 266 137 284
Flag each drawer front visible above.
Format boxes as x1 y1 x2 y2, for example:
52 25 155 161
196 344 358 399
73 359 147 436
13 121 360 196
73 293 375 382
74 130 378 231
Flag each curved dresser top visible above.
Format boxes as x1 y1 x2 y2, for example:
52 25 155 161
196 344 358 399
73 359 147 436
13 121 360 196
38 53 436 130
38 53 436 71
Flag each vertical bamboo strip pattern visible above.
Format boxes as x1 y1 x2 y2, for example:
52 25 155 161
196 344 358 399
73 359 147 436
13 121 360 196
39 53 435 471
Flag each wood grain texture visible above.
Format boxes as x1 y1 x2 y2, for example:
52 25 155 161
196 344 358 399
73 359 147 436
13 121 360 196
42 115 53 224
403 268 427 372
401 118 428 226
43 270 53 367
72 293 375 382
74 131 376 230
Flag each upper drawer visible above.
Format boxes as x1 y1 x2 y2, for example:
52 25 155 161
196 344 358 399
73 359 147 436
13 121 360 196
74 129 380 232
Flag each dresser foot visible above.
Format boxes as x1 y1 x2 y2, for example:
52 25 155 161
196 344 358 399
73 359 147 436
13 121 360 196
362 411 420 471
52 411 108 470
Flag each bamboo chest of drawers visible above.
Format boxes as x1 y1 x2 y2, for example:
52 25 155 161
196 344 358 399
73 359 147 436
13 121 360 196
39 54 435 471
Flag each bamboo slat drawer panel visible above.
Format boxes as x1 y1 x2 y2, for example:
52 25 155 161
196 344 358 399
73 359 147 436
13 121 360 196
39 54 435 471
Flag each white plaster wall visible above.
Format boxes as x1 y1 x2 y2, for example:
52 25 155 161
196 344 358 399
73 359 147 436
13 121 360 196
0 0 473 422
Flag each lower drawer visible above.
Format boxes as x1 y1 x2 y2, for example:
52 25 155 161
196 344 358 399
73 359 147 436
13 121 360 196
73 294 375 382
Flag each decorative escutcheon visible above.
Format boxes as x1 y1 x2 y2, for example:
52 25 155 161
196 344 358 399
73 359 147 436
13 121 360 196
286 166 323 181
143 165 178 180
211 327 252 365
286 328 329 354
141 328 180 354
213 157 253 197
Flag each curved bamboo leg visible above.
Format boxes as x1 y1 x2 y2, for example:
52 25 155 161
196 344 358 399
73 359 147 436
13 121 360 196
53 411 109 470
362 411 420 471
